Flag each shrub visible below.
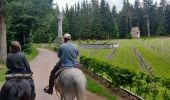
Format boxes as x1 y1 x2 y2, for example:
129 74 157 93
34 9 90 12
80 55 165 99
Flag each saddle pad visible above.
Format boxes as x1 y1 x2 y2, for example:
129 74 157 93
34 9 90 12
5 74 32 79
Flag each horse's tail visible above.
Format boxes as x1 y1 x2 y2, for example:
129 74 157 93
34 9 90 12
9 86 18 100
75 74 87 100
0 85 18 100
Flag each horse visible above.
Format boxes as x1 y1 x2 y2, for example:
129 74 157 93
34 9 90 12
54 68 87 100
0 74 35 100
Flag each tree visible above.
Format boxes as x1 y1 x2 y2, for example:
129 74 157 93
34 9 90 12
134 0 141 26
6 0 56 44
143 0 154 37
91 0 103 39
157 0 167 35
165 5 170 35
6 1 37 52
111 6 119 38
119 0 130 38
0 0 7 62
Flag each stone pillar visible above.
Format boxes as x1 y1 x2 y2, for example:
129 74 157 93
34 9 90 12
57 13 63 38
55 12 63 44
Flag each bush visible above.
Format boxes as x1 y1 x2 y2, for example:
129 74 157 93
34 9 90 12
87 39 90 44
80 55 135 88
53 45 59 52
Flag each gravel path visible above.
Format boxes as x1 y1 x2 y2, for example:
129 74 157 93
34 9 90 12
30 48 106 100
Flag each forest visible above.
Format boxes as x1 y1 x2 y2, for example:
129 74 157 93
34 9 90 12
0 0 170 61
63 0 170 39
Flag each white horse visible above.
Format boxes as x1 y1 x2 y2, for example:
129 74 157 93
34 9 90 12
54 68 87 100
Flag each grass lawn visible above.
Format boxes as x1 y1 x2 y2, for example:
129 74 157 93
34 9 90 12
0 66 6 85
137 46 170 78
86 74 117 100
111 46 141 72
80 39 141 72
79 38 170 100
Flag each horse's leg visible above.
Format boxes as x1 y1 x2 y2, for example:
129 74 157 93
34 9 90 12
60 94 64 100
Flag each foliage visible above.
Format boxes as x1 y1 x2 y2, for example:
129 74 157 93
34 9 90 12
25 47 38 61
80 55 169 99
162 78 170 99
5 0 57 53
0 67 6 85
80 55 135 90
62 0 170 39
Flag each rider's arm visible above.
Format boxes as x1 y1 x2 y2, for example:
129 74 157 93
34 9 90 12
6 56 13 69
22 54 33 74
58 47 61 58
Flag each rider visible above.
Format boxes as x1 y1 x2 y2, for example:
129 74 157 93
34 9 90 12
44 33 79 95
6 41 35 96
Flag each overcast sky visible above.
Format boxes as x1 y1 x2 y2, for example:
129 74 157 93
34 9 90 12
54 0 160 11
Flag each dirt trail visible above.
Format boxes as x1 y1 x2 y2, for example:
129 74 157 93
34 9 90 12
30 48 106 100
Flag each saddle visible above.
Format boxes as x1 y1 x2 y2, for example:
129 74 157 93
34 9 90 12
5 74 32 80
54 68 67 79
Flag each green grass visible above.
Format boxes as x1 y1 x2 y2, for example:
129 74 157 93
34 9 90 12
137 46 170 78
86 74 116 100
111 46 141 72
79 37 170 100
80 38 170 75
26 47 38 61
80 39 141 72
0 67 6 85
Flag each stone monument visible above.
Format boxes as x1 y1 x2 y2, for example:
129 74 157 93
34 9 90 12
55 12 63 44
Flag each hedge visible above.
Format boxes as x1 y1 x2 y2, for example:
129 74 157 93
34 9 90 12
80 55 170 99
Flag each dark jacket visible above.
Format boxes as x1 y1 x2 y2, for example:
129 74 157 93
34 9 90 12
6 52 32 74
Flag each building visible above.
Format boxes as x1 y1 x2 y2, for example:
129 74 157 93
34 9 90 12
131 27 140 38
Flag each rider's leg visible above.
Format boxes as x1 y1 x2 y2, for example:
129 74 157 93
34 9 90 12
44 61 60 94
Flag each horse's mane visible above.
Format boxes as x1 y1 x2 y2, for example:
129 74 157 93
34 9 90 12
0 78 33 100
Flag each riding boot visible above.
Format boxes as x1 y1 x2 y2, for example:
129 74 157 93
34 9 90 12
44 76 54 95
44 61 60 95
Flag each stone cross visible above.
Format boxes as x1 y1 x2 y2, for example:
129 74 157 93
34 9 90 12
57 13 63 38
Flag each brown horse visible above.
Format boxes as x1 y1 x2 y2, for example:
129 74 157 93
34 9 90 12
0 74 35 100
54 68 87 100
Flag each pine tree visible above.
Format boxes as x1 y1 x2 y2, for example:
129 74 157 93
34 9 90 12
157 0 167 35
165 5 170 35
111 6 119 38
91 0 103 39
119 0 129 38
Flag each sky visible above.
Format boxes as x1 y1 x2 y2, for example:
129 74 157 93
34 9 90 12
53 0 161 11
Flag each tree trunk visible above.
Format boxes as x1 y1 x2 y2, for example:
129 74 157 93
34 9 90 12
0 0 7 63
